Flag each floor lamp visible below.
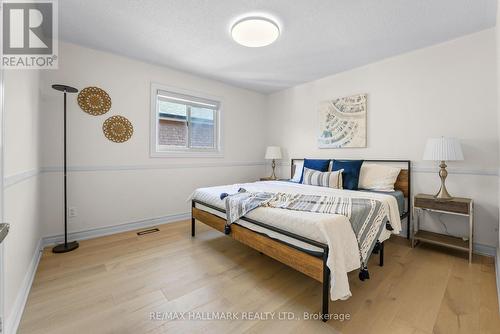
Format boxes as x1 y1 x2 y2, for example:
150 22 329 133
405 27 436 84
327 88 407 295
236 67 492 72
52 84 79 253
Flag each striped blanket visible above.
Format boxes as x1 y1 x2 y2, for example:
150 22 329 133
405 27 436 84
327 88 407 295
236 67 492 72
223 189 390 270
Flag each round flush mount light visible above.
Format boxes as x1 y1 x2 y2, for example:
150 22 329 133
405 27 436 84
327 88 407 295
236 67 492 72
231 17 280 47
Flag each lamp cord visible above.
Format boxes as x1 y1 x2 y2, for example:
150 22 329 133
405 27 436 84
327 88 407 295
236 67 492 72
437 213 449 235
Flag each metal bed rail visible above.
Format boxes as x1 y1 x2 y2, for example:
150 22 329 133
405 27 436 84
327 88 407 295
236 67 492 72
191 197 388 321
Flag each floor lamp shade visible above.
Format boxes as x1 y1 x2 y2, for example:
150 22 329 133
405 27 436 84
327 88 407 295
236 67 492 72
52 84 80 253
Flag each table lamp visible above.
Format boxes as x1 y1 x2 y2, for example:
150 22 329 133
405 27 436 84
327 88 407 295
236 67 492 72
265 146 282 180
423 137 464 200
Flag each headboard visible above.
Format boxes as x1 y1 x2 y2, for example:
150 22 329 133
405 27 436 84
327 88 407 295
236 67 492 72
291 159 411 198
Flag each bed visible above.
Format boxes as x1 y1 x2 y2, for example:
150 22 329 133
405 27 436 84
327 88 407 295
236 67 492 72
191 159 411 321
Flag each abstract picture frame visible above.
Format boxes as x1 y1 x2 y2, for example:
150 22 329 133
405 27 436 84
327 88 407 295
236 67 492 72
318 93 367 148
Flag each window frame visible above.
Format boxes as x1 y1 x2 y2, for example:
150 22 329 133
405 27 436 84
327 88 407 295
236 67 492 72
150 83 223 158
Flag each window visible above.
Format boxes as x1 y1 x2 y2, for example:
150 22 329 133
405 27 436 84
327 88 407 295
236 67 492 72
151 84 222 157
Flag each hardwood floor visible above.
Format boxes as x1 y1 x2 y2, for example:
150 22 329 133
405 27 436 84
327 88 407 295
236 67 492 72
18 220 500 334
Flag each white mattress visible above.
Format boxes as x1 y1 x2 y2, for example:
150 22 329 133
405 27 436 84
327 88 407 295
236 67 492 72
191 181 402 301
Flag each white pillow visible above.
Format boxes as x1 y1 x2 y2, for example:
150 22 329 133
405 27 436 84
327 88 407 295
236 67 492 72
301 167 343 189
291 161 304 182
358 163 401 192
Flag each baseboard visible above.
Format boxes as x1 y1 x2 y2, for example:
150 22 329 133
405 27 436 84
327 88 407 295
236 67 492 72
42 212 191 247
4 213 190 334
40 210 496 254
391 234 496 257
496 247 500 314
13 212 497 333
473 243 497 257
5 238 43 334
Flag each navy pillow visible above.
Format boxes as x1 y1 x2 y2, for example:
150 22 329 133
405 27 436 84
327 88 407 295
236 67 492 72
332 160 364 190
300 159 331 183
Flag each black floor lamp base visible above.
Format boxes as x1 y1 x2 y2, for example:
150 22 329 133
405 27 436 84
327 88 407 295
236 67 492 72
52 241 79 253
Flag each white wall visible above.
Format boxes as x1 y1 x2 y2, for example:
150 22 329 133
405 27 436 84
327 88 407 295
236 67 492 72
266 29 499 249
39 31 500 249
496 0 500 288
3 70 42 333
3 21 498 334
39 42 267 238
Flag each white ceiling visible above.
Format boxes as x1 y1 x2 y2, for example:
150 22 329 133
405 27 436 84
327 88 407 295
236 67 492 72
59 0 497 93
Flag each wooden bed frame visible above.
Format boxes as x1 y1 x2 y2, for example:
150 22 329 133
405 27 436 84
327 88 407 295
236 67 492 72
191 159 411 322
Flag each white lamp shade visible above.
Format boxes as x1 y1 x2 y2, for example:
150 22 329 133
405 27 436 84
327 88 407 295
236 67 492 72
265 146 282 160
423 137 464 161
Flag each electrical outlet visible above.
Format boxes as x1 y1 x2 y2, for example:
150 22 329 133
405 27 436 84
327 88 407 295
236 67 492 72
68 207 77 218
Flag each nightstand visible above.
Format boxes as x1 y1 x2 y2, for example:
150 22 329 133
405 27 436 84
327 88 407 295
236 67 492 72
412 193 474 263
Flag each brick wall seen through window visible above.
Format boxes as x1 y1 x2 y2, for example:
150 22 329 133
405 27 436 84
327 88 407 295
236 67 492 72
152 86 220 155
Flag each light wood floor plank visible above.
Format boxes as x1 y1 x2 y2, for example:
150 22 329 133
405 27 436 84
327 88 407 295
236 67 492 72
17 220 499 334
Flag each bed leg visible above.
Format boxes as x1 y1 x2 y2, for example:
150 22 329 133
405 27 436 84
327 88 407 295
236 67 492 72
379 242 384 267
191 201 195 237
322 249 330 322
407 212 411 240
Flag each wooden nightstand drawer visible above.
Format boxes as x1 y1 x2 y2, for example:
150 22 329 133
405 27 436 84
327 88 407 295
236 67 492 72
414 194 470 215
259 178 289 181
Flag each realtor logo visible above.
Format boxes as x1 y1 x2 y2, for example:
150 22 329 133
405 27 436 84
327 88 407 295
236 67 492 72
2 0 58 69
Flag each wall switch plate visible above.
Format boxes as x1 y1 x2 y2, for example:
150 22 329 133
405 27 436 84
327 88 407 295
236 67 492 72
68 207 77 218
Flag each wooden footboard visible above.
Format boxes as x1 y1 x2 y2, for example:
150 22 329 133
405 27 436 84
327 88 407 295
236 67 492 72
192 207 324 282
191 202 331 321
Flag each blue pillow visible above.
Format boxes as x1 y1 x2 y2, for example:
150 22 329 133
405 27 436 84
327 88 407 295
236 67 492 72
300 159 331 183
332 160 364 190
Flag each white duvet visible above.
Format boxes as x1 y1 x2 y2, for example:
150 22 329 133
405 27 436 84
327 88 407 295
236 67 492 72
191 181 402 301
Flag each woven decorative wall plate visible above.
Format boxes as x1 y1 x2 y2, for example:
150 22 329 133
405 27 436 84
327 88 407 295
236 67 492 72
78 86 112 115
102 116 133 143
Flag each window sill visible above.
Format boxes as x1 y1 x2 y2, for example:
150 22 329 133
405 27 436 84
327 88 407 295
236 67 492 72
150 150 224 158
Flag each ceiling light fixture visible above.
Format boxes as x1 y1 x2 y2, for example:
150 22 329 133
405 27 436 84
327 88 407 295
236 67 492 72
231 17 280 47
